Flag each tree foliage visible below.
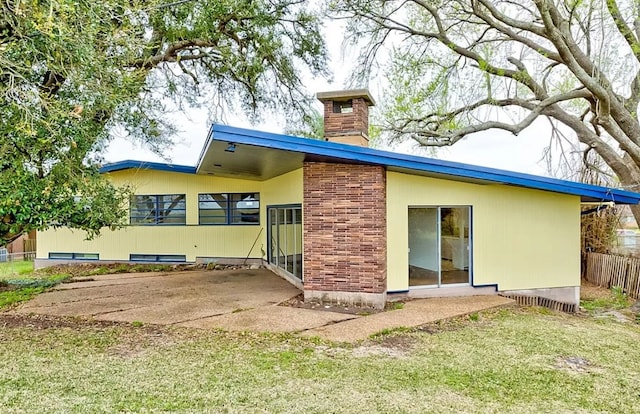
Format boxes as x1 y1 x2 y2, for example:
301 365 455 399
284 109 325 139
0 0 328 244
335 0 640 223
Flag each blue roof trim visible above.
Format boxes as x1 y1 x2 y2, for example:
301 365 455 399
100 160 197 175
205 124 640 204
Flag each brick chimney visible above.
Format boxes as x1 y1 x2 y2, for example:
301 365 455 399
316 89 375 147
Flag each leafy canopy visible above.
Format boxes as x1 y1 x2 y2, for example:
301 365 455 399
0 0 328 244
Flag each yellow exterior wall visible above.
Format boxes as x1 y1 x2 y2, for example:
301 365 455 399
387 171 581 292
38 165 581 292
37 168 303 262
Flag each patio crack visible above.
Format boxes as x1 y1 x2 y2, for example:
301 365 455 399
91 304 151 317
168 311 239 326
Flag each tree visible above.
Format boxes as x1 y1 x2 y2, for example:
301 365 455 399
334 0 640 224
0 0 328 244
284 109 325 139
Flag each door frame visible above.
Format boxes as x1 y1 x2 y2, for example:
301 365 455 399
266 204 303 280
408 205 473 288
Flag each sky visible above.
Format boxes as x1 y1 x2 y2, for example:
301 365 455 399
104 20 559 178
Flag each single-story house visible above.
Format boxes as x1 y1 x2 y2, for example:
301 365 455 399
37 90 640 309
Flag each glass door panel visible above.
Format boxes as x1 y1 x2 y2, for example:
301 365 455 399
268 205 303 281
440 207 470 285
292 209 303 279
277 209 287 272
408 208 439 286
269 209 277 265
409 206 471 287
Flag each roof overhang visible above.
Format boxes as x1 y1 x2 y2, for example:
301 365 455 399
99 124 640 205
100 160 196 175
194 124 640 204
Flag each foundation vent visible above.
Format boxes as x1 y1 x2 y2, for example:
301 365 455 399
499 294 578 313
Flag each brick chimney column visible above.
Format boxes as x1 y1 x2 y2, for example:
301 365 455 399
316 89 376 147
302 90 387 308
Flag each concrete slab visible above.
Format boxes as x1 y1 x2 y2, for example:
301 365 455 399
299 295 515 343
14 269 301 325
94 298 237 325
178 306 357 333
53 272 173 289
11 268 515 339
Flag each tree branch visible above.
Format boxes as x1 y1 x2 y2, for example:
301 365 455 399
389 89 593 145
606 0 640 64
131 39 220 69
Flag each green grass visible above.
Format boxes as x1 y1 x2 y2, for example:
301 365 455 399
581 286 634 312
1 309 639 413
0 260 34 279
0 261 69 309
0 286 47 308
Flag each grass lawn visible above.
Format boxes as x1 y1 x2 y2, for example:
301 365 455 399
0 260 33 279
1 306 639 413
0 261 69 308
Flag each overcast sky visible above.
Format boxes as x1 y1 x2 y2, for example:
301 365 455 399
104 20 558 178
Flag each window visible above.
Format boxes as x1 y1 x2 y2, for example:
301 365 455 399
130 254 186 262
199 193 260 225
49 252 99 260
130 194 186 225
333 100 353 114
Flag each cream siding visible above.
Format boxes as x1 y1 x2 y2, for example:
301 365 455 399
37 168 303 262
387 171 581 292
39 166 582 293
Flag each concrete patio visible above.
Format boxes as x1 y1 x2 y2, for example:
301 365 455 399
11 268 514 342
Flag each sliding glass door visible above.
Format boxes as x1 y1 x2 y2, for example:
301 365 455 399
408 206 471 287
268 205 303 280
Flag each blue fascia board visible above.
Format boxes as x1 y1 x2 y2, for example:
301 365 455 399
206 124 640 204
196 127 216 172
100 160 197 175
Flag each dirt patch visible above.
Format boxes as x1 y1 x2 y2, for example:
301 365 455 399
280 293 383 315
0 281 16 293
417 312 490 334
0 313 126 330
62 277 96 283
38 262 261 278
554 356 593 374
581 281 613 301
372 333 418 351
0 313 125 330
351 344 409 358
0 313 195 360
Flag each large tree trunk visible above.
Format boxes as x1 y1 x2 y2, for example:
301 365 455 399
614 156 640 227
629 204 640 229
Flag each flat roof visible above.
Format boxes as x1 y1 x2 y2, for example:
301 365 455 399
100 160 196 175
316 89 376 106
101 124 640 204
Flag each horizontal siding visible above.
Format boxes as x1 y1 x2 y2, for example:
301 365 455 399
39 226 263 262
387 171 580 292
37 169 303 261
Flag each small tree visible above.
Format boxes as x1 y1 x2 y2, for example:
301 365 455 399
579 154 621 257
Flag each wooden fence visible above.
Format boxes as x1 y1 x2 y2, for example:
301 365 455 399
23 239 36 260
584 252 640 299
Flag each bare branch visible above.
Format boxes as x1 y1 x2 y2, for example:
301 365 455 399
131 39 220 69
389 89 593 145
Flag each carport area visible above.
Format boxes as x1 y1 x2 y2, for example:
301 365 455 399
13 268 356 332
